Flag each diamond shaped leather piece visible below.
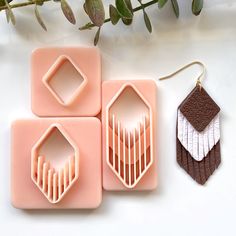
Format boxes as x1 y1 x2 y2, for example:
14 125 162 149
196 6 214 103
179 86 220 132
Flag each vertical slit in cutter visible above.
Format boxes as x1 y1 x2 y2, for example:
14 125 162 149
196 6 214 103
106 84 154 188
31 124 79 204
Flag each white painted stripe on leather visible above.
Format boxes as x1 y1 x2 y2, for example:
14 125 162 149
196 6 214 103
177 110 220 161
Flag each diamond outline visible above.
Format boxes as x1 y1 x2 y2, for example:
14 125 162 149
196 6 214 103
42 55 88 106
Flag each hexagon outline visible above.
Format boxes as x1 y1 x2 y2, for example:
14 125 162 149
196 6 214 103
105 83 154 188
31 123 79 204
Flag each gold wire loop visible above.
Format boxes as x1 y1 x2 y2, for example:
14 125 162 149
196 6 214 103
196 78 202 90
159 61 206 89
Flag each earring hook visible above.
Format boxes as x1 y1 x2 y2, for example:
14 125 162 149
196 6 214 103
159 61 206 90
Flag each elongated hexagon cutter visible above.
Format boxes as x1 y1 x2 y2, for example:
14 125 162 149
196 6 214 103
42 55 88 106
106 83 154 188
31 123 79 204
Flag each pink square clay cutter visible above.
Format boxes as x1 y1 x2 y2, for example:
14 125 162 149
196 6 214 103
102 80 157 190
42 55 88 107
31 47 101 117
11 118 102 209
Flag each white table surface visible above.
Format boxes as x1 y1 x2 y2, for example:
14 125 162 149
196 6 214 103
1 0 236 235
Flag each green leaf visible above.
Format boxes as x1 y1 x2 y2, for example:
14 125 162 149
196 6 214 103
123 0 132 13
0 0 5 6
121 17 132 25
0 0 12 7
35 0 44 6
8 8 15 25
61 0 76 25
143 11 152 33
94 27 101 46
192 0 203 16
35 5 47 31
85 0 105 27
115 0 133 19
171 0 179 18
79 22 93 31
83 2 88 15
4 0 15 25
158 0 168 9
121 0 133 25
109 5 120 25
5 9 10 23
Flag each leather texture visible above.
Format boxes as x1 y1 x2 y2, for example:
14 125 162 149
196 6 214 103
176 86 221 185
179 86 220 132
176 139 221 185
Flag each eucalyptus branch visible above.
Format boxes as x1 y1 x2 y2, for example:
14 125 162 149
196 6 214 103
0 0 76 29
80 0 203 45
0 0 204 45
79 0 158 31
0 0 51 11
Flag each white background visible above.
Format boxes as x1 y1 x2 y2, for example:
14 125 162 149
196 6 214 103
1 0 236 235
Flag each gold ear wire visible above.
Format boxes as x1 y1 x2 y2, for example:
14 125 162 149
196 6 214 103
159 61 206 90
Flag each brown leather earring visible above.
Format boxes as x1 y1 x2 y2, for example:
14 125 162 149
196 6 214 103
160 61 221 185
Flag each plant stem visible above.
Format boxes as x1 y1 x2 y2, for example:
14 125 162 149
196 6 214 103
0 0 51 11
79 0 159 30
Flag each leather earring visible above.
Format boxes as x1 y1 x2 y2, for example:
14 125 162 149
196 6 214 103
160 61 221 185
